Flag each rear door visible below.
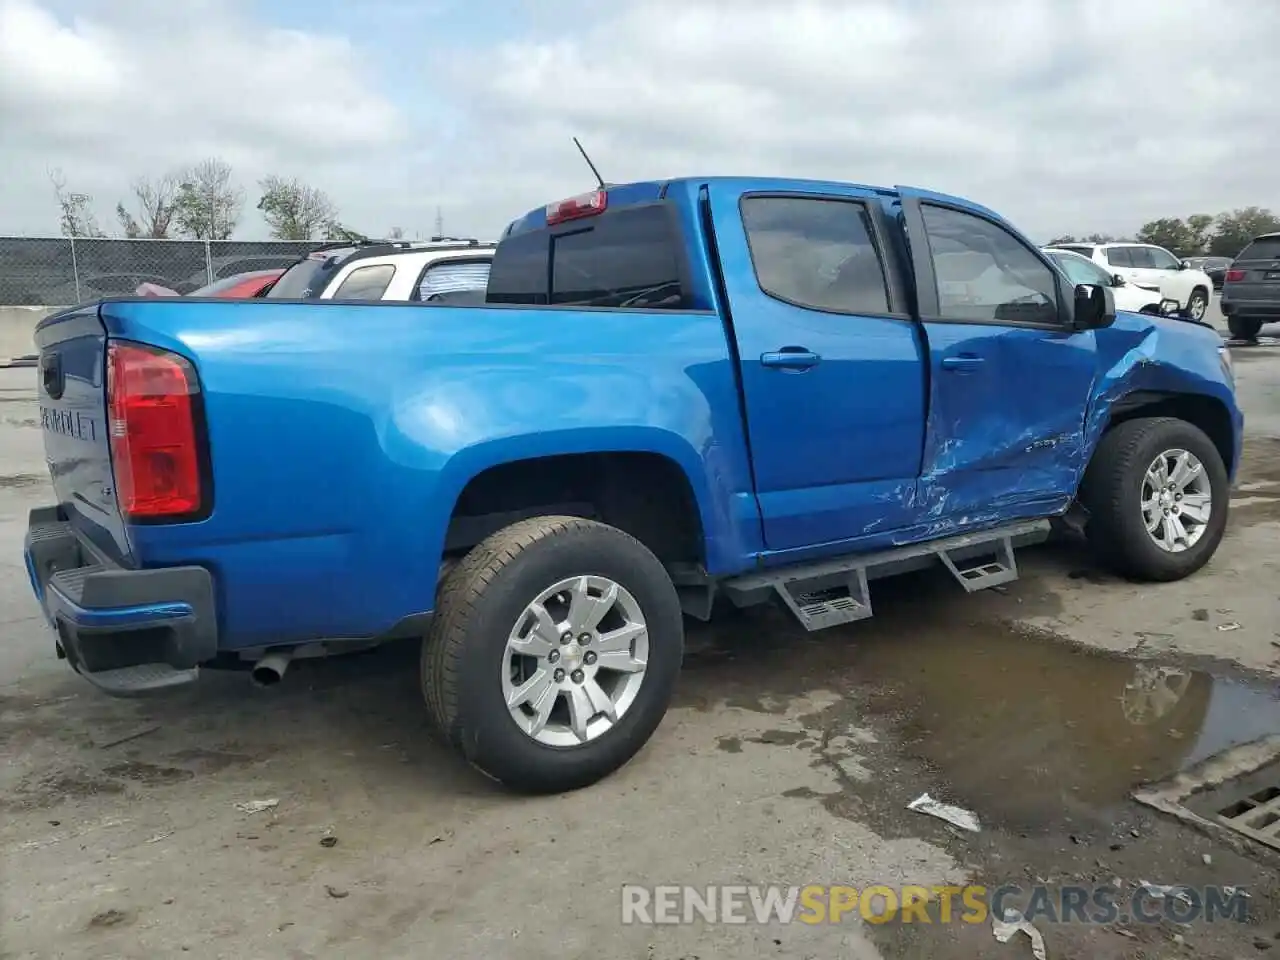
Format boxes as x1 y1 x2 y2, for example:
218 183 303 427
1103 246 1140 284
34 307 131 562
1228 235 1280 303
704 181 926 552
896 188 1099 519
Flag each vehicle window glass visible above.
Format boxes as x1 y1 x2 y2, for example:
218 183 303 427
415 260 492 301
267 248 356 298
1058 244 1095 259
1051 253 1109 287
1105 247 1132 268
920 205 1058 324
486 231 549 304
1145 247 1181 270
331 264 395 300
549 206 686 308
1125 247 1156 268
1237 238 1280 261
740 196 890 314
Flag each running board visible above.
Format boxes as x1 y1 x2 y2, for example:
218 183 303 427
722 519 1049 632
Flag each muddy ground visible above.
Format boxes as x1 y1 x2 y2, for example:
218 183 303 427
2 331 1279 960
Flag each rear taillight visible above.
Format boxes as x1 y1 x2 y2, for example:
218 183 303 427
1225 269 1245 282
107 341 207 521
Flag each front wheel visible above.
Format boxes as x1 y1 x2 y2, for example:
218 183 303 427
1079 417 1229 582
421 516 684 793
1183 287 1210 322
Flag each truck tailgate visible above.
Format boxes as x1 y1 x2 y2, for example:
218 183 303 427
34 305 131 563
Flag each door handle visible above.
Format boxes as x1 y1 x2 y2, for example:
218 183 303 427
941 355 984 372
761 349 821 369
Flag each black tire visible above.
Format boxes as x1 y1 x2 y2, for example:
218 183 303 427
421 516 683 793
1227 316 1262 341
1183 287 1210 322
1079 417 1229 582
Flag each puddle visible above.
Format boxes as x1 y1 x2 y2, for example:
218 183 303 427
680 581 1280 834
848 624 1280 830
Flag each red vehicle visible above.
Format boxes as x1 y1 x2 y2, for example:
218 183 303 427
135 269 285 299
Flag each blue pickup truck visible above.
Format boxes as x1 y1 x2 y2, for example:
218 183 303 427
25 176 1242 793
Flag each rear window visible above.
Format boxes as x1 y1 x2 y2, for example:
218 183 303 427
1057 244 1094 258
487 203 687 309
267 248 357 299
1237 237 1280 261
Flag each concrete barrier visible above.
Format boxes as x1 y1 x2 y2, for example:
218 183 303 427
0 306 65 360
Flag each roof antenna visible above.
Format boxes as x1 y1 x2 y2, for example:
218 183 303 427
573 136 606 190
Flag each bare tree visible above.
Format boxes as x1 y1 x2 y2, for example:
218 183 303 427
173 158 244 240
256 175 338 240
117 174 178 238
49 168 104 238
387 226 405 240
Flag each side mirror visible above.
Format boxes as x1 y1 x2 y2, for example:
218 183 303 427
1177 261 1190 270
1111 273 1126 287
1073 283 1116 330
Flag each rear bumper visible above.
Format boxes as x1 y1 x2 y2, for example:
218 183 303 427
1220 297 1280 318
23 505 217 696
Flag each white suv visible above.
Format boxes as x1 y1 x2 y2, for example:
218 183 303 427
268 239 495 303
1050 242 1214 321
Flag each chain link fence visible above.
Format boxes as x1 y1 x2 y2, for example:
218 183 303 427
0 237 321 306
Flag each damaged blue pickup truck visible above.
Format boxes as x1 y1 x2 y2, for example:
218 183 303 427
26 176 1242 793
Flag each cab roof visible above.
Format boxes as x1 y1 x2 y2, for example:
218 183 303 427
501 176 1006 238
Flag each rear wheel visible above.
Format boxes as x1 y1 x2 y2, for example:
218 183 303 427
1079 417 1228 582
1227 316 1263 341
422 516 684 793
1184 287 1210 321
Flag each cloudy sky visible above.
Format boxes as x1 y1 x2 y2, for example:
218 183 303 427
0 0 1273 243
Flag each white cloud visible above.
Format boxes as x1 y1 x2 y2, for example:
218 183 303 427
0 0 403 237
0 0 1276 242
440 0 1278 240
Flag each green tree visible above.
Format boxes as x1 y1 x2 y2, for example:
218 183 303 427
256 175 339 240
324 222 368 243
1136 218 1202 257
1208 207 1280 258
173 158 244 240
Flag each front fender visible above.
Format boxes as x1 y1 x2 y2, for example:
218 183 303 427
1083 315 1242 479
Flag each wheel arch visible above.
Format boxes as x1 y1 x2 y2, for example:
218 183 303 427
1093 390 1236 480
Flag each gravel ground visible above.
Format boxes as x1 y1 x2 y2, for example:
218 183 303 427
2 320 1279 960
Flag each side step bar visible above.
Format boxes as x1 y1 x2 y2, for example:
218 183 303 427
721 519 1050 632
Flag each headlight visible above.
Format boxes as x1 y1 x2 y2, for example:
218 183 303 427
1219 344 1234 384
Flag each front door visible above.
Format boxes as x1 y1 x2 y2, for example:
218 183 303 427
896 188 1100 520
703 181 927 554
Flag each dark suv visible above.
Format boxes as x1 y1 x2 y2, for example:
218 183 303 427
1221 233 1280 340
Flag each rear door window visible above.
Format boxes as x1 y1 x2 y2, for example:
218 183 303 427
740 195 890 314
330 264 395 300
1106 248 1133 268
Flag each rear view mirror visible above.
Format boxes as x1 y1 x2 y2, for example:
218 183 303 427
1073 283 1115 330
